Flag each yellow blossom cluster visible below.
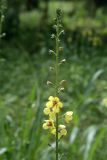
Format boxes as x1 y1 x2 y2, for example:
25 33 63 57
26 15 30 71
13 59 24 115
43 96 73 139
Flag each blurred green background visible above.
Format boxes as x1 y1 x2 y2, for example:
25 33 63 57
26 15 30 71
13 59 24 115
0 0 107 160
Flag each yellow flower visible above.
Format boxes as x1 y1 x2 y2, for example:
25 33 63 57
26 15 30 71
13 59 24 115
43 119 54 130
51 127 56 135
43 107 56 119
48 96 63 113
43 107 50 115
102 98 107 107
65 111 73 123
58 125 67 138
44 96 63 115
51 124 67 139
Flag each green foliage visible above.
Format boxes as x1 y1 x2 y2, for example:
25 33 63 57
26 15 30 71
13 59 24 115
0 43 107 160
0 1 107 160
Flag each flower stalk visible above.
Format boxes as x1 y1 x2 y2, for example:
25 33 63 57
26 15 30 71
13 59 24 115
55 10 60 160
43 9 73 160
0 0 6 46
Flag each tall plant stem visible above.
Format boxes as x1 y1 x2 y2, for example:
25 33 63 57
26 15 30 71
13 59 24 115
0 13 2 47
0 0 6 48
55 19 59 160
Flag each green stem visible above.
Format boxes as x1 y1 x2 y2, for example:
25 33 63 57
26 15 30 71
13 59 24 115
55 19 59 160
0 15 2 47
0 6 4 49
56 113 58 160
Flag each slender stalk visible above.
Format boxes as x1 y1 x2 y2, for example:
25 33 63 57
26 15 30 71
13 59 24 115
56 113 58 160
0 18 3 49
0 10 2 47
55 16 59 160
0 0 6 48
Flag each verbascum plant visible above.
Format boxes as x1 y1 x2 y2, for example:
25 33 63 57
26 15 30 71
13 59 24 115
43 9 73 160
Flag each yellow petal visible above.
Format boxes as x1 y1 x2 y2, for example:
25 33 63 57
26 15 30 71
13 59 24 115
65 119 70 123
51 128 56 135
54 97 59 102
43 123 48 129
66 111 73 115
61 129 67 136
65 116 73 123
48 96 54 101
53 107 60 113
59 124 66 129
43 119 54 130
58 125 67 138
43 107 50 115
65 111 73 123
59 102 63 108
46 101 52 108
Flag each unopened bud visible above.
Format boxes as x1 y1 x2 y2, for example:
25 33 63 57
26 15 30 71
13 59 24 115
49 49 55 54
59 30 65 36
60 87 64 91
61 59 66 63
47 81 52 85
49 66 54 71
60 80 66 86
51 34 55 39
59 59 66 65
58 87 65 93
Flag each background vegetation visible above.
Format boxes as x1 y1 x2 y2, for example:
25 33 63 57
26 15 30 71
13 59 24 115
0 0 107 160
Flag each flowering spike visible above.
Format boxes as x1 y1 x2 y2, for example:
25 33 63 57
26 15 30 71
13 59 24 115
43 9 73 160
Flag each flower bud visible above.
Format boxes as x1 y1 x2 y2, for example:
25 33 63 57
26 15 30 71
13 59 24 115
64 111 73 123
60 80 66 86
51 34 55 39
47 81 53 86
